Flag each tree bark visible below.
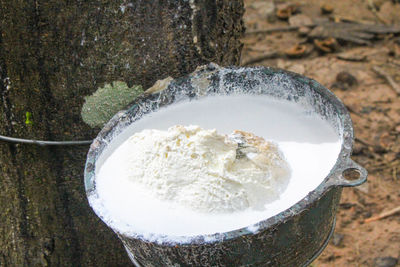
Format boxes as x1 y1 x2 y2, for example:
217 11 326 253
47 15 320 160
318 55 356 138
0 1 244 266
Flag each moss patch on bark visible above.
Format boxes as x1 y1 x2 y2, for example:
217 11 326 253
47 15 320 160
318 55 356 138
81 81 143 128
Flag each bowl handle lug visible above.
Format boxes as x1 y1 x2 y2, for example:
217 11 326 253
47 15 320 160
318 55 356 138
329 159 368 187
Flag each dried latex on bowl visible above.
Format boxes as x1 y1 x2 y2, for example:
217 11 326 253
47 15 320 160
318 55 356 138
123 125 291 213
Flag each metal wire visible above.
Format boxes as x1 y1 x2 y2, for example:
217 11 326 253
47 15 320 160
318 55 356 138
0 134 92 146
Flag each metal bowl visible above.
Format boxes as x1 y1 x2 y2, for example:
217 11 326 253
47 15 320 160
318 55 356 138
84 64 367 267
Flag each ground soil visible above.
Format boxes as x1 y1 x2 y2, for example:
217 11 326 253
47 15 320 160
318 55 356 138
241 1 400 266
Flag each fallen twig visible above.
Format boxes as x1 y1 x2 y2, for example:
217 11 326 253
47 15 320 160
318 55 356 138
246 23 317 35
241 51 282 66
245 26 301 35
336 52 367 62
309 22 400 45
364 206 400 223
372 66 400 95
330 15 376 25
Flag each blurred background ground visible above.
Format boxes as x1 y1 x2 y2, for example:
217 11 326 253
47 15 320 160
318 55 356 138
240 0 400 266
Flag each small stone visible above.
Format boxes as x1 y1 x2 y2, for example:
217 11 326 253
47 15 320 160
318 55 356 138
352 142 365 155
331 232 344 247
321 3 334 14
363 210 372 219
289 14 313 27
374 257 398 267
250 1 275 20
332 71 358 90
298 26 311 37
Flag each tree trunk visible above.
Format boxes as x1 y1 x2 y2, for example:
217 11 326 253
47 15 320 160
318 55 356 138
0 1 244 266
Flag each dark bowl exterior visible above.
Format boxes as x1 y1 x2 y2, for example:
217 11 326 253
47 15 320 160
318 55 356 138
84 64 367 267
120 187 342 267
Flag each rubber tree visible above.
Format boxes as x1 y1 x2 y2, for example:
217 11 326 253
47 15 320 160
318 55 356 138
0 1 244 266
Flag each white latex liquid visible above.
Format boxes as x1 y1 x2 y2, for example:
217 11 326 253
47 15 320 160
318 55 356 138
90 95 342 243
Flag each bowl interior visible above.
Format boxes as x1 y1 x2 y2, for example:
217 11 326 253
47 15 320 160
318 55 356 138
84 65 352 244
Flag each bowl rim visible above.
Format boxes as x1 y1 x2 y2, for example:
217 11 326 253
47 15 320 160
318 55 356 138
84 65 365 245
